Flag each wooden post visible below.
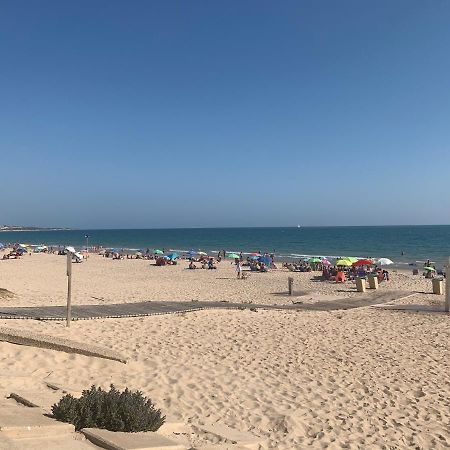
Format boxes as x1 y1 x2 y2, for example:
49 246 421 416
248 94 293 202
66 252 72 327
445 257 450 312
288 277 294 295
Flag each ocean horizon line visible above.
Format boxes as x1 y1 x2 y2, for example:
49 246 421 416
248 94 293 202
14 223 450 232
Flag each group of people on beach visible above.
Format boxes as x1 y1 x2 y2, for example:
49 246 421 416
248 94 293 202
188 258 217 270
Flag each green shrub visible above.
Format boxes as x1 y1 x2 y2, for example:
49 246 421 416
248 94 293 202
51 385 165 432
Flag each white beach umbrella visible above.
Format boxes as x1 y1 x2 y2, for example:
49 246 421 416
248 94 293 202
377 258 394 266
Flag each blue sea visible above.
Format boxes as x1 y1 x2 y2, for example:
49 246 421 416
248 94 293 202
1 226 450 267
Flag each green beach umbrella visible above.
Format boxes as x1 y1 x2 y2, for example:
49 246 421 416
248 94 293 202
309 257 322 263
343 257 358 263
153 249 163 255
423 267 436 271
227 253 240 259
336 259 352 266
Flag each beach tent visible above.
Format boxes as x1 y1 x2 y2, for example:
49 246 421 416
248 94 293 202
166 252 178 260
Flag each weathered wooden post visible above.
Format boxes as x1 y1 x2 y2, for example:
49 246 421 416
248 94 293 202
288 277 294 296
66 251 72 327
445 257 450 312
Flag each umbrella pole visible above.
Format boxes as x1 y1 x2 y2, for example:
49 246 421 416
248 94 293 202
66 252 72 327
445 257 450 312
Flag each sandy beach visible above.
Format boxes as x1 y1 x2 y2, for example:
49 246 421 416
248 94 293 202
0 252 449 449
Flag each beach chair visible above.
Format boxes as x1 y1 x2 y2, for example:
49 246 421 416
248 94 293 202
73 252 84 263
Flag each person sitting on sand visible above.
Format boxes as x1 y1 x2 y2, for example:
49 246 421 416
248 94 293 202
208 258 216 269
189 260 197 270
425 269 434 279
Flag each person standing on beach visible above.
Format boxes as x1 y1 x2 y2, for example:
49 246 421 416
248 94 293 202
235 258 243 279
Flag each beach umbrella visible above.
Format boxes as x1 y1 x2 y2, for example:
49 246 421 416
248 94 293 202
377 258 394 266
336 259 352 266
251 252 261 256
423 267 436 271
352 259 374 267
197 251 207 256
249 255 259 260
153 249 163 254
227 253 240 259
258 256 272 265
322 259 331 266
343 257 358 263
166 252 178 260
308 257 322 263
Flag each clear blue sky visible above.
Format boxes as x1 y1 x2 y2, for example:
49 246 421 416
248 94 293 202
1 0 449 228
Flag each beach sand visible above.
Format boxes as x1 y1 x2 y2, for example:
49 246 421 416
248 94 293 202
0 252 449 449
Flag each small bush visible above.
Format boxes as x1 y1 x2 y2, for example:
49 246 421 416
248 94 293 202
51 385 165 432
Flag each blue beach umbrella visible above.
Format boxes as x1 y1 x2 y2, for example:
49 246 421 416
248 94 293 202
166 252 178 260
258 256 272 265
249 255 259 260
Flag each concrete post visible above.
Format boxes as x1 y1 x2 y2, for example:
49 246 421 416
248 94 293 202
288 277 294 295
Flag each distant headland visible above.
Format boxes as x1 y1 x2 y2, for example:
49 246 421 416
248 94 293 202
0 225 70 232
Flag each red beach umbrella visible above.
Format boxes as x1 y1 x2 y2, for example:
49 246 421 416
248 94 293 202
352 259 373 267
